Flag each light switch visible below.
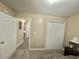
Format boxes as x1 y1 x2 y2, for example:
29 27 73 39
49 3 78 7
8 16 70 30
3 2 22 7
33 32 37 34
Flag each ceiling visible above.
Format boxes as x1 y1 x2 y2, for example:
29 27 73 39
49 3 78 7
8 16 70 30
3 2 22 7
0 0 79 17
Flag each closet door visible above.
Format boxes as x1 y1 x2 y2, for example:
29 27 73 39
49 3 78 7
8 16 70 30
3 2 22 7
0 12 17 59
46 21 65 50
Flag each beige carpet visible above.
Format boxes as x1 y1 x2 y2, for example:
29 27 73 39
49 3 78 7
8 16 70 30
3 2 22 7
29 50 79 59
9 38 79 59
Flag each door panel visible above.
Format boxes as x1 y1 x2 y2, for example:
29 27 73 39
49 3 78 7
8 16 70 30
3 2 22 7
0 12 17 59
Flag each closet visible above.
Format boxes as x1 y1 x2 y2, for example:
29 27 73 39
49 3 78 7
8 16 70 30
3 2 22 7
46 20 65 50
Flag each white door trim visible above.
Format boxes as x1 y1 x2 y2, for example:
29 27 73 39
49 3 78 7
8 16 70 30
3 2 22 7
28 18 32 50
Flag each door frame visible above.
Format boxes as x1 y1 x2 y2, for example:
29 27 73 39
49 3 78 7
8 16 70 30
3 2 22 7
27 18 32 50
45 20 66 50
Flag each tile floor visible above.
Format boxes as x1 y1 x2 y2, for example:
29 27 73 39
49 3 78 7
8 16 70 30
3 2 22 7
9 39 79 59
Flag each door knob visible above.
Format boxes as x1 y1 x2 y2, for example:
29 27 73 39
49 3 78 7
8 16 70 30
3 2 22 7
0 41 4 44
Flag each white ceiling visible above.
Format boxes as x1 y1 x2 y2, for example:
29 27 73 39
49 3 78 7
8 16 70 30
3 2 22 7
0 0 79 17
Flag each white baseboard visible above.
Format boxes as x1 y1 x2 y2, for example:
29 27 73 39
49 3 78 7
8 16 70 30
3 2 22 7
17 40 24 48
29 48 45 50
29 48 64 51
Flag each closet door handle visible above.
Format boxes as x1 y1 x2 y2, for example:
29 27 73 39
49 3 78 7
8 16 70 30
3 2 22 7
0 41 4 44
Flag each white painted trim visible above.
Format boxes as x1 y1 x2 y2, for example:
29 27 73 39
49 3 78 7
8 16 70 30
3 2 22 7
29 48 45 50
48 20 65 24
17 40 24 48
45 20 65 49
29 19 32 50
27 18 32 50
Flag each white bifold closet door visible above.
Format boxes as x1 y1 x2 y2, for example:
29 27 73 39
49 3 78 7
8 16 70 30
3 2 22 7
46 21 65 50
0 12 17 59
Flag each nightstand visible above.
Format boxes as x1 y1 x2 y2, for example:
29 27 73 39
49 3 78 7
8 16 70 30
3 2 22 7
64 46 79 56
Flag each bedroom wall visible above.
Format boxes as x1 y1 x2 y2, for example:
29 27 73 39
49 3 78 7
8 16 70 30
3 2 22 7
65 15 79 46
15 13 66 48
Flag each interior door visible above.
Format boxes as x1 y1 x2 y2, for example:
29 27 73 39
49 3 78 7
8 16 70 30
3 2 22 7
46 21 65 50
0 12 17 59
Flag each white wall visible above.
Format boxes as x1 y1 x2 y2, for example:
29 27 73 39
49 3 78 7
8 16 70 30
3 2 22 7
65 15 79 46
